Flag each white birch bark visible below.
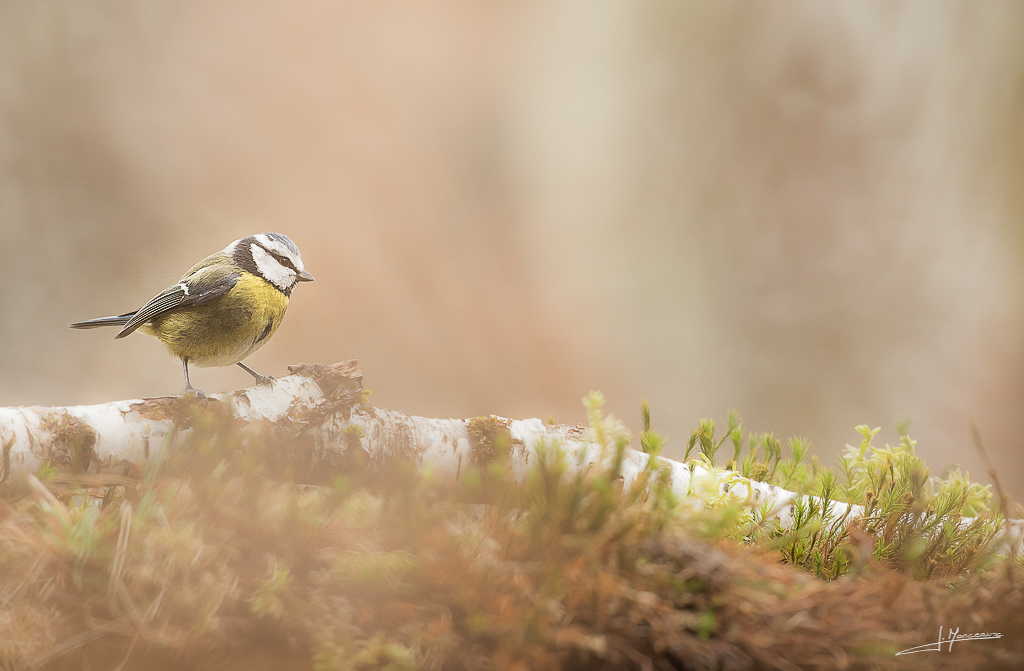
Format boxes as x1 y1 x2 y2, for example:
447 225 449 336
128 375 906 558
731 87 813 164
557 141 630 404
1 361 1019 549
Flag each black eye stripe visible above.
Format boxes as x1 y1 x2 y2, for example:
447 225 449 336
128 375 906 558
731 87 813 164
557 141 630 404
252 240 296 270
270 251 297 271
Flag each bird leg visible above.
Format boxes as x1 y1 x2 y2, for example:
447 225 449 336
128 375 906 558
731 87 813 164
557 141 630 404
237 361 274 386
181 358 207 398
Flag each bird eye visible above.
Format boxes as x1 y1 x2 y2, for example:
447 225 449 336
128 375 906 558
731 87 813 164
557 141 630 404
272 252 296 271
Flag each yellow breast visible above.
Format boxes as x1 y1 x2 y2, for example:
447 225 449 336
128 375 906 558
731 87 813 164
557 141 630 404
141 273 290 367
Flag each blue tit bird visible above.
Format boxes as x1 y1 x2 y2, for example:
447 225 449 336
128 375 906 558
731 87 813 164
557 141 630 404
71 232 314 396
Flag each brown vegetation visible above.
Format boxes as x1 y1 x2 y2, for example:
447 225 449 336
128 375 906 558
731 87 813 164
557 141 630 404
1 403 1020 670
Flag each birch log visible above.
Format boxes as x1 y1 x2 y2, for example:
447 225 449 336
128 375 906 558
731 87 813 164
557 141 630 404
0 360 1020 548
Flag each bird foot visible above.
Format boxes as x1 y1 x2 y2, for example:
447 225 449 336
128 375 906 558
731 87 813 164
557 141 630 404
254 374 275 387
183 385 208 399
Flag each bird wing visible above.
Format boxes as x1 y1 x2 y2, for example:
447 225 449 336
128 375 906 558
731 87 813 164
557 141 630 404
115 267 239 338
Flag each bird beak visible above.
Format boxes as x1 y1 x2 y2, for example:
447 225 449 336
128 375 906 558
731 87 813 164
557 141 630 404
297 269 315 282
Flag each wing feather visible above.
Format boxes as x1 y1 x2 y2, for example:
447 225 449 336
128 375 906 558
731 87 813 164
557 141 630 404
115 284 189 338
115 271 239 338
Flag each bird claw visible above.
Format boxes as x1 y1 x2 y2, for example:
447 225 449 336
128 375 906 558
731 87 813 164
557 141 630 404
183 385 208 399
254 375 275 387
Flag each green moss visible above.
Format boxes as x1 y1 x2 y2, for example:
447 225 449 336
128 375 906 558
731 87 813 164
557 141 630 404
682 411 1005 580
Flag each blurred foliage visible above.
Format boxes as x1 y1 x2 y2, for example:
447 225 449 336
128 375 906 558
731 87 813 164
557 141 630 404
0 398 1022 669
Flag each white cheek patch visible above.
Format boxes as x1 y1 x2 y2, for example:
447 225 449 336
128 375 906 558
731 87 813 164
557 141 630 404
251 243 296 291
253 233 308 276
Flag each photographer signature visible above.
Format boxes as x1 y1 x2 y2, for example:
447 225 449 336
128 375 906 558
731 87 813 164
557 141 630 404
896 626 1003 655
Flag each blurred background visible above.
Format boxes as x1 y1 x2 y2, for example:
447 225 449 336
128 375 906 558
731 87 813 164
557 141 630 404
2 2 1023 497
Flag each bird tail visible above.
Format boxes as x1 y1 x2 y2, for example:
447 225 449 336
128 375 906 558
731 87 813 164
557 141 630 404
69 312 137 330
